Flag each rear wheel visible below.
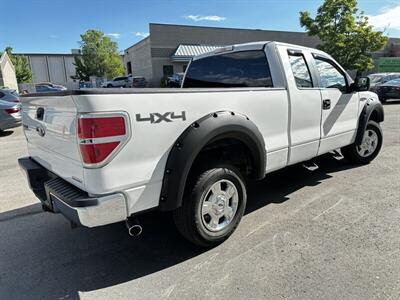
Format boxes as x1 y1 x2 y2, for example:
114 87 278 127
341 120 382 164
173 165 247 247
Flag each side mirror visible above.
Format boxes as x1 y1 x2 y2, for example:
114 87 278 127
353 76 370 92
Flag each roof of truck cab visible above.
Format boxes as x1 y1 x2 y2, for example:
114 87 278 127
192 41 330 61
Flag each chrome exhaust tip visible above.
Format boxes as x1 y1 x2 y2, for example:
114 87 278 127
126 218 143 237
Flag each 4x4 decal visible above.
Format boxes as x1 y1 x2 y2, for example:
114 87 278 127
136 111 186 124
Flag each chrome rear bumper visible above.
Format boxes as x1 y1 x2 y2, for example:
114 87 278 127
18 157 127 227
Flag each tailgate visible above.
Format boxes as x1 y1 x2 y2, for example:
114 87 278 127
21 95 85 189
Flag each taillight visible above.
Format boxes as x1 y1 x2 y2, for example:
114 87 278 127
78 116 125 138
5 107 20 114
77 114 129 167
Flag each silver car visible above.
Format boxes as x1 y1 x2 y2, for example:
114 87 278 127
0 89 20 103
0 100 21 132
101 76 129 88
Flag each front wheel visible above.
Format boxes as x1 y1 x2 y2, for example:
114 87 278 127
341 120 383 164
173 166 247 247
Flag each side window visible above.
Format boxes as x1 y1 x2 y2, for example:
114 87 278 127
288 53 313 88
315 58 347 92
36 85 45 92
183 50 273 88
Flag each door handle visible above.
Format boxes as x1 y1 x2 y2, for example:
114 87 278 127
322 99 331 110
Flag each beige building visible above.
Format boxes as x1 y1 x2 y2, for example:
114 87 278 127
0 52 18 91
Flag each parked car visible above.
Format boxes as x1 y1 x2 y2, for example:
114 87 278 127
0 100 21 132
19 41 384 247
79 81 93 89
129 76 147 88
36 83 67 93
368 73 400 90
38 82 67 90
166 73 184 88
0 89 20 102
375 78 400 102
101 76 129 88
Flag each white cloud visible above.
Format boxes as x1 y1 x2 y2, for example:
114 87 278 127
49 34 58 39
106 33 121 39
367 5 400 30
185 15 226 22
135 32 149 38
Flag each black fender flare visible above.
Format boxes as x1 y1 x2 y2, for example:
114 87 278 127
159 111 266 211
355 100 384 145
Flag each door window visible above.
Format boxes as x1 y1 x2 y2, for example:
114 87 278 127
315 58 347 92
288 53 313 88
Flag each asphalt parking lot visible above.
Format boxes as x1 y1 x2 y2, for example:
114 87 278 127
1 103 399 300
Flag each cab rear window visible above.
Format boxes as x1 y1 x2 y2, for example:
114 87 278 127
183 50 273 88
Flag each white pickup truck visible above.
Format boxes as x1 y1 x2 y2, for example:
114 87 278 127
19 41 384 247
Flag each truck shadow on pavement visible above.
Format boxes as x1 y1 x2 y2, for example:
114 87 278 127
0 153 362 299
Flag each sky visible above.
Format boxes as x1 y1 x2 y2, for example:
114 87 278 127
1 0 400 54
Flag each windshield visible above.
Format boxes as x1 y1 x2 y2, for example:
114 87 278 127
369 75 386 83
385 78 400 86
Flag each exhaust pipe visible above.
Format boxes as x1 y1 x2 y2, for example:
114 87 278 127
126 218 143 237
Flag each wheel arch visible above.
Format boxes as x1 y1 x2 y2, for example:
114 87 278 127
355 100 384 145
159 111 266 211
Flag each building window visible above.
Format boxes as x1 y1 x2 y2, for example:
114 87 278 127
183 50 273 88
126 61 132 75
163 65 174 77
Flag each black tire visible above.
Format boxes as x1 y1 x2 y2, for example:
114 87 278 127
173 165 247 247
341 120 382 164
107 84 113 88
380 97 387 104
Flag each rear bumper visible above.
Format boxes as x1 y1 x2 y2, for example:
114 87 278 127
0 119 21 130
18 157 128 227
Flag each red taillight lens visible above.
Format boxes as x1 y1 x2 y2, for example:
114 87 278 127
79 142 121 164
78 116 125 138
5 107 20 114
77 115 127 166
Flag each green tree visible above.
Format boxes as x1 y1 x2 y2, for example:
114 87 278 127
300 0 388 74
73 30 124 81
2 47 32 83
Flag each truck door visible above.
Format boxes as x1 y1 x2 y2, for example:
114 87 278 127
312 55 359 155
278 47 322 165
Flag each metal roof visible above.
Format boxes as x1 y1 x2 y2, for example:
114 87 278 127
171 44 224 61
